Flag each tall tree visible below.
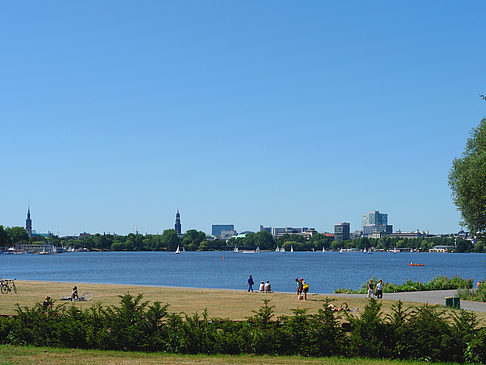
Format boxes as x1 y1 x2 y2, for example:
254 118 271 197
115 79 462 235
0 225 10 246
449 118 486 236
6 226 29 244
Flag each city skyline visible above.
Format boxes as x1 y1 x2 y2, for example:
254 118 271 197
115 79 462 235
16 206 461 237
1 2 485 236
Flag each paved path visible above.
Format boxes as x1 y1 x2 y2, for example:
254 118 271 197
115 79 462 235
331 290 486 312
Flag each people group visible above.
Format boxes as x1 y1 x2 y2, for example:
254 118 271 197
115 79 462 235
367 279 383 299
247 275 272 293
296 278 309 300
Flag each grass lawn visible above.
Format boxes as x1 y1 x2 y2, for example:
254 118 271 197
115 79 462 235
0 345 463 365
0 280 484 323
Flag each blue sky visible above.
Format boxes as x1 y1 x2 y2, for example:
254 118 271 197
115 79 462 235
1 1 485 236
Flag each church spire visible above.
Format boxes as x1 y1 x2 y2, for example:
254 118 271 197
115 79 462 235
175 210 181 235
26 206 32 240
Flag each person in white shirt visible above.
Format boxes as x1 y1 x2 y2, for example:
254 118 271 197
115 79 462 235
264 280 271 292
375 279 383 299
259 281 265 292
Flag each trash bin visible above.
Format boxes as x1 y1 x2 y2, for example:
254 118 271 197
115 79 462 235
445 297 453 307
452 297 461 309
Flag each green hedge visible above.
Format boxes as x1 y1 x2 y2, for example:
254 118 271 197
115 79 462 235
334 276 473 294
0 295 485 363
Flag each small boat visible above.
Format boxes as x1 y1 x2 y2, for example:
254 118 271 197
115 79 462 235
275 246 280 252
280 247 286 253
174 246 180 254
182 247 186 252
409 262 424 266
233 247 239 253
339 248 344 254
322 247 326 253
290 245 294 253
256 246 260 253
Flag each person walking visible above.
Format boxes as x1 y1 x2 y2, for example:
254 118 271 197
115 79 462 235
367 280 374 298
247 275 254 292
375 279 383 299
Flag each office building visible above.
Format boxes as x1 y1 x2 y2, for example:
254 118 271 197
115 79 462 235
271 227 314 238
362 210 393 236
212 224 236 238
259 225 272 234
334 222 350 241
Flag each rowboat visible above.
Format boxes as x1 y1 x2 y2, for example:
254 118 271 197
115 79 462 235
409 262 424 266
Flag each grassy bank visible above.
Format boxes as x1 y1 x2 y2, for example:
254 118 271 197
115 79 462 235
0 280 382 319
0 345 463 365
1 280 485 322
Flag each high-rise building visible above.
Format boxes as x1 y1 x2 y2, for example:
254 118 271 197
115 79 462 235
334 223 350 241
362 210 393 236
25 207 32 239
174 210 182 235
212 224 236 238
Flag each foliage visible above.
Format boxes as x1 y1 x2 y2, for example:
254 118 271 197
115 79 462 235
457 279 486 302
449 117 486 237
335 276 472 294
1 295 486 363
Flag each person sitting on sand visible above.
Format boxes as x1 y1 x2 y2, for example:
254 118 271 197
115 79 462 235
43 296 53 309
259 281 265 292
328 302 350 311
264 280 271 292
71 285 79 300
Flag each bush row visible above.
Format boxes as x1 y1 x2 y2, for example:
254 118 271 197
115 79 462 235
0 294 485 363
334 276 474 294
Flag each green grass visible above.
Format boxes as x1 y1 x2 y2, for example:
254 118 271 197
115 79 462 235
0 345 463 365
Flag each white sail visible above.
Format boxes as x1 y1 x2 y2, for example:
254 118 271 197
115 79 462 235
290 245 294 253
339 248 344 254
280 247 285 253
275 246 279 252
322 247 326 252
233 247 238 253
256 246 260 253
175 245 180 254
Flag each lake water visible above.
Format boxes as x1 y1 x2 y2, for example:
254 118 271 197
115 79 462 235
2 251 485 293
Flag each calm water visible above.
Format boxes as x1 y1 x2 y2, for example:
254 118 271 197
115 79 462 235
1 251 485 292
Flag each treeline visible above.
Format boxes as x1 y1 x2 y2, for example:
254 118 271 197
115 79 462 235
2 225 484 252
0 294 485 363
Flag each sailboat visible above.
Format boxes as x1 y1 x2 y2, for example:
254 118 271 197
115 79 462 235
275 246 280 252
280 247 286 253
290 245 294 253
339 248 344 254
322 247 326 253
182 247 186 252
233 247 239 253
174 245 180 254
256 246 260 253
392 247 398 254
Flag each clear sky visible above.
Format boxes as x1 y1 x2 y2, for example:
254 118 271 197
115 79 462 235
1 1 485 236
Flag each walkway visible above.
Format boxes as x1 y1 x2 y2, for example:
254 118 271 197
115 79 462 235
332 289 486 312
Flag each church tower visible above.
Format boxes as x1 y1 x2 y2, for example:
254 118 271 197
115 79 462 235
175 210 181 235
26 207 32 239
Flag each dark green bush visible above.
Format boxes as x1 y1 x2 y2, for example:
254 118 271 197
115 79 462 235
0 294 485 363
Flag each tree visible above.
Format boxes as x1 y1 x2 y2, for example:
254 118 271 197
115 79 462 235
6 226 29 244
449 118 486 237
0 225 10 246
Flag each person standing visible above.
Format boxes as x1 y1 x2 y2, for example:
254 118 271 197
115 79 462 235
375 279 383 299
367 280 374 298
302 280 309 300
247 275 254 292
